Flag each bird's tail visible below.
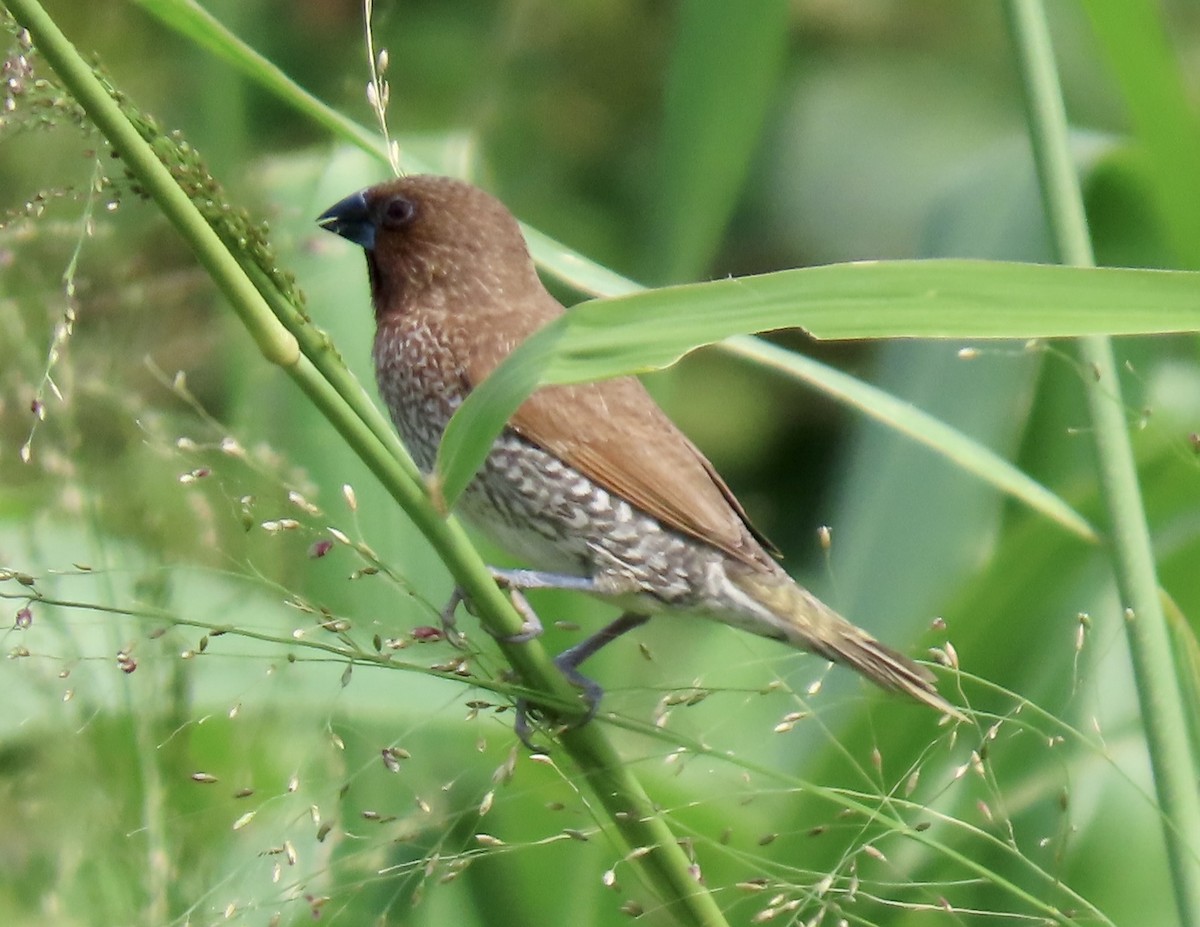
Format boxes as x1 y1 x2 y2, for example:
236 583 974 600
732 570 965 721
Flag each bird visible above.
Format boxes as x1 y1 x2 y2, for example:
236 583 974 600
317 174 962 733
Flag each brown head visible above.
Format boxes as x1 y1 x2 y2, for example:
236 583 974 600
317 175 542 320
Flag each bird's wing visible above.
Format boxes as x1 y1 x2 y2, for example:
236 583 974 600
460 307 778 567
516 378 779 568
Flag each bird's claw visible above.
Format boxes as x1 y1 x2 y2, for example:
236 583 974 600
439 574 546 648
438 588 470 650
494 587 544 643
441 580 644 751
509 612 648 750
513 653 604 751
512 699 546 752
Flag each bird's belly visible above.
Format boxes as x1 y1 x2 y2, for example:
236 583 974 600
457 432 622 575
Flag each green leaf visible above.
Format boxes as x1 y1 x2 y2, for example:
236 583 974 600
655 0 790 281
436 258 1200 508
521 225 642 299
1083 1 1200 268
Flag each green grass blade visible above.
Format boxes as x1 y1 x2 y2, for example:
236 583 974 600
128 0 1187 560
436 258 1200 508
721 335 1095 542
16 5 734 921
1004 3 1200 923
655 0 790 281
134 0 380 154
1082 1 1200 267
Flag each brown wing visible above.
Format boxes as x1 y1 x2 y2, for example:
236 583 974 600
458 291 778 568
512 378 780 568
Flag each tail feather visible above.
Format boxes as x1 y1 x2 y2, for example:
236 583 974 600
732 571 966 721
813 629 966 721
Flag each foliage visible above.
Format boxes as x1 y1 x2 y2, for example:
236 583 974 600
1 2 1199 926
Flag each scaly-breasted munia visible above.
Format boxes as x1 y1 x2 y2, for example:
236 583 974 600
318 175 960 726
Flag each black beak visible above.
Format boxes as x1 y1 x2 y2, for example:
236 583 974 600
317 189 375 250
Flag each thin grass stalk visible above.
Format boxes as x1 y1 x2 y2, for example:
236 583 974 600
1002 3 1200 923
4 1 731 922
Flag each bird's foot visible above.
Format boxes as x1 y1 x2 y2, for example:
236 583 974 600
491 587 544 643
486 570 560 643
512 612 649 751
442 576 649 750
513 651 604 751
437 587 470 650
439 564 554 643
439 572 550 647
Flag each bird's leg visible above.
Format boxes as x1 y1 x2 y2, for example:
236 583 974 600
441 568 601 646
553 611 651 678
489 568 609 643
514 611 650 750
438 587 470 649
439 569 648 748
488 568 600 594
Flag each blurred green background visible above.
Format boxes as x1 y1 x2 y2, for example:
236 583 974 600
2 1 1200 925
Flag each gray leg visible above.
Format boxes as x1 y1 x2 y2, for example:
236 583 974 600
514 612 650 750
555 612 651 678
441 568 601 646
489 568 601 594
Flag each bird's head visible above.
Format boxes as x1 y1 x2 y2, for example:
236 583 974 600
317 175 538 317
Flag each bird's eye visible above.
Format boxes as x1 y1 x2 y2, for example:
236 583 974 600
380 195 417 230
